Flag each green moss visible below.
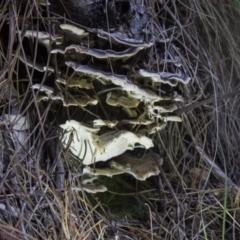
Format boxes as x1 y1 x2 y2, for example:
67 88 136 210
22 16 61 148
88 175 154 220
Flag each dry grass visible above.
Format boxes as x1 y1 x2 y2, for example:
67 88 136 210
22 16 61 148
0 0 240 239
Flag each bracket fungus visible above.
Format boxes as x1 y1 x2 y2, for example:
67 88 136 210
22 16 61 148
82 152 163 181
93 120 118 128
135 69 191 86
59 24 89 42
106 92 139 108
65 61 161 103
161 91 184 103
148 122 167 134
22 30 63 52
110 152 163 180
32 84 98 107
97 29 154 47
20 18 190 184
75 184 107 194
74 96 98 107
78 174 107 194
60 120 153 165
81 175 98 185
15 3 192 196
83 166 125 178
32 84 57 103
148 104 178 114
56 78 94 90
121 118 154 126
162 116 182 122
52 45 143 61
32 84 54 95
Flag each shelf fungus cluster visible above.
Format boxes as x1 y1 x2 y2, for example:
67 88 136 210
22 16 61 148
13 2 191 193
